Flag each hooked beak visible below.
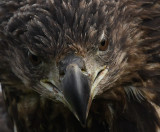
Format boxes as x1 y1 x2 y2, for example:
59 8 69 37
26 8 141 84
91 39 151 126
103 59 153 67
40 55 108 125
62 64 90 125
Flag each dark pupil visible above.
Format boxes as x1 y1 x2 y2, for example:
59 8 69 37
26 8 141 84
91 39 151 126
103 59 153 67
101 40 106 46
31 55 39 63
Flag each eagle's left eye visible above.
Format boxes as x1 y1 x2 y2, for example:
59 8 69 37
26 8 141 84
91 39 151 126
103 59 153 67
99 39 109 51
28 52 42 66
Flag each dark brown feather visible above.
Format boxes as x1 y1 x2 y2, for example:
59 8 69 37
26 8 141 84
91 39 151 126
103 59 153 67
0 0 160 132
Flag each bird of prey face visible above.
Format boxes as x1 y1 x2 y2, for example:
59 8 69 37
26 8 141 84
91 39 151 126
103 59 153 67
0 0 160 132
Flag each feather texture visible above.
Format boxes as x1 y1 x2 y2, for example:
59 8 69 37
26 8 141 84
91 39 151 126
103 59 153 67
0 0 160 132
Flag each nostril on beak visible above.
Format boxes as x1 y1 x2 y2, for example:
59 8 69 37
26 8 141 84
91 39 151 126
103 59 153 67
59 70 65 76
81 66 87 73
59 70 65 82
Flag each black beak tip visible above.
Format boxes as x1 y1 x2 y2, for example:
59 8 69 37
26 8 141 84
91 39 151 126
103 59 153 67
81 120 87 127
72 99 88 126
77 112 87 126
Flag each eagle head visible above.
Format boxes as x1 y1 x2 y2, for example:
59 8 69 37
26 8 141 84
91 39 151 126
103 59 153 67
3 0 112 125
1 0 160 131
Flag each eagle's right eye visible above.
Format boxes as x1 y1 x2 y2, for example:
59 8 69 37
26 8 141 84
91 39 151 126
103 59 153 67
28 52 41 66
99 39 109 51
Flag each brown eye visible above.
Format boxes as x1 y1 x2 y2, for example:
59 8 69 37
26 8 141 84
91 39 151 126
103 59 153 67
28 52 41 66
99 39 109 51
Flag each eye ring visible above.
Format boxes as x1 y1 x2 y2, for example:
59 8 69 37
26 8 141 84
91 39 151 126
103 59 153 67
28 51 41 66
99 39 109 51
